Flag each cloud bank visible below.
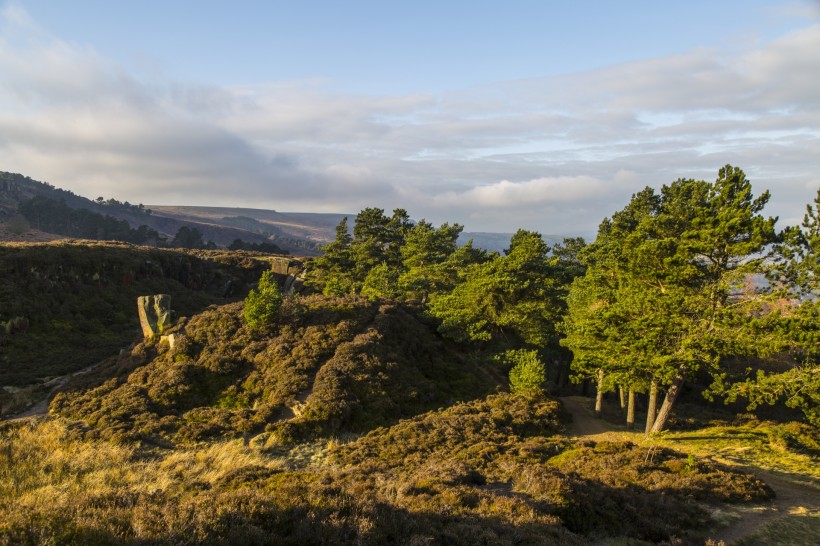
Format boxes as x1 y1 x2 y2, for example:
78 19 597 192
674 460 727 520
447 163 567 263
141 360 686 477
0 4 818 236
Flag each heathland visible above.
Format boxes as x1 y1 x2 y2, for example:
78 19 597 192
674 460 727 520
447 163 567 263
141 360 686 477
0 166 817 545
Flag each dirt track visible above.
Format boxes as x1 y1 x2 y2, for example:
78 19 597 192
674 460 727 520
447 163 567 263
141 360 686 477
559 395 820 545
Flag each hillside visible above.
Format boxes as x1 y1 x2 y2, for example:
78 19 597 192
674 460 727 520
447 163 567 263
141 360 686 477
51 295 501 446
2 279 815 544
2 390 784 545
0 172 324 254
0 241 293 392
147 205 349 247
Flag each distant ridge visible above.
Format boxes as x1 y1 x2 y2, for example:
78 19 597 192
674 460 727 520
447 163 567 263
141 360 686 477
147 205 350 245
2 171 567 254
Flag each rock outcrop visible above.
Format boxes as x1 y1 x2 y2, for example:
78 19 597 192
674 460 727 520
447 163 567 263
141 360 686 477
137 294 172 338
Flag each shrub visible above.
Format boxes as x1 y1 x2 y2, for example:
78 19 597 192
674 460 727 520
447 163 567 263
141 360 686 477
243 271 283 330
503 349 546 393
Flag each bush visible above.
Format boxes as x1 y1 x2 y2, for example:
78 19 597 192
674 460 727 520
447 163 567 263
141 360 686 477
503 349 546 394
243 271 283 330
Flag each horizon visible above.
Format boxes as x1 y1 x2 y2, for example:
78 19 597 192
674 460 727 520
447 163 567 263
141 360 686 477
1 1 819 238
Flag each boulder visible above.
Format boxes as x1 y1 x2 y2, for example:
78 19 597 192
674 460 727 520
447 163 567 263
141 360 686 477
137 294 172 338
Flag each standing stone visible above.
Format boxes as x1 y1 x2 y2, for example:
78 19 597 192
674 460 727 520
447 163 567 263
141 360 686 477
137 294 172 338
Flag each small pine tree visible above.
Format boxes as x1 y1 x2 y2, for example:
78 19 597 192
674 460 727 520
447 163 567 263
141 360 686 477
504 349 546 394
244 271 283 330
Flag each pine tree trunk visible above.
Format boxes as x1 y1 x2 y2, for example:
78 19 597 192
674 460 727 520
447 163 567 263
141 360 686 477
626 388 635 429
595 369 604 418
645 379 658 434
650 372 685 433
619 387 626 411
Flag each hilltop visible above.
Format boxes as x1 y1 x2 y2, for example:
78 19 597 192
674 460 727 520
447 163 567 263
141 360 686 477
50 295 501 446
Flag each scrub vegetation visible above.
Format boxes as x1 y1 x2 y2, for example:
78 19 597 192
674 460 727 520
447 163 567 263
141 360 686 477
0 166 817 545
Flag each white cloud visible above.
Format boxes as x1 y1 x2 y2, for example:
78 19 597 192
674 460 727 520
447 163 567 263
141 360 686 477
0 6 817 236
433 176 605 209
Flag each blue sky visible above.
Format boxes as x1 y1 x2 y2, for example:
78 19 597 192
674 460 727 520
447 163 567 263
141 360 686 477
1 1 819 236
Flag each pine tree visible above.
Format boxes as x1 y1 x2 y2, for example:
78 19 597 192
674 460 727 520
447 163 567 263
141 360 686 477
244 271 283 331
562 167 777 433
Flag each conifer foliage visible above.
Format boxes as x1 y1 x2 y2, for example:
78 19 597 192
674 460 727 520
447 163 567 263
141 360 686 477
562 165 780 432
243 270 283 330
504 349 547 393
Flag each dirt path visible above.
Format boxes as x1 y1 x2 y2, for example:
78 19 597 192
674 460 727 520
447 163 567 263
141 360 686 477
560 395 627 438
706 466 820 544
3 358 109 422
559 395 820 545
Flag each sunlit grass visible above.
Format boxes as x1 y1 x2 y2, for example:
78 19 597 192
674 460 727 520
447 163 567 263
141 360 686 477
654 421 819 482
1 400 815 545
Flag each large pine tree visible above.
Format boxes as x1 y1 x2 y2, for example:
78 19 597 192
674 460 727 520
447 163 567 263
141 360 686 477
562 166 778 432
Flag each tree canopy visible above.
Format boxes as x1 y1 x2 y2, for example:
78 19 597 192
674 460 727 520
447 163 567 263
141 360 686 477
304 168 816 429
562 166 779 432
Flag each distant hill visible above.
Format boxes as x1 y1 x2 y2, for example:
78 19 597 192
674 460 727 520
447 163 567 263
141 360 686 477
459 232 574 254
147 205 349 253
2 171 570 255
0 172 326 255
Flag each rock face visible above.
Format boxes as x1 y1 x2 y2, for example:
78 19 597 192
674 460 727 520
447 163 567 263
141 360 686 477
137 294 172 338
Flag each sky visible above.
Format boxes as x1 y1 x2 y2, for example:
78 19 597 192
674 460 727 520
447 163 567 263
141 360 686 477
1 1 819 237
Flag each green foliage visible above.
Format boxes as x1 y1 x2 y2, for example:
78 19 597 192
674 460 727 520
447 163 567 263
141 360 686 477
792 187 820 294
562 166 779 431
713 190 820 426
501 349 546 393
171 225 216 249
360 263 400 300
349 207 412 281
398 219 464 300
243 270 283 330
307 211 478 303
321 275 348 296
722 363 820 427
429 229 563 347
227 238 288 255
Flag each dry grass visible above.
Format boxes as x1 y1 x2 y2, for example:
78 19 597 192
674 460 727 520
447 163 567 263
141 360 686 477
734 513 820 546
2 393 814 545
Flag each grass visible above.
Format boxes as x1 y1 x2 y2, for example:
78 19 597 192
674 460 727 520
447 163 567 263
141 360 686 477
566 395 819 483
656 420 819 483
560 400 819 546
2 389 816 545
